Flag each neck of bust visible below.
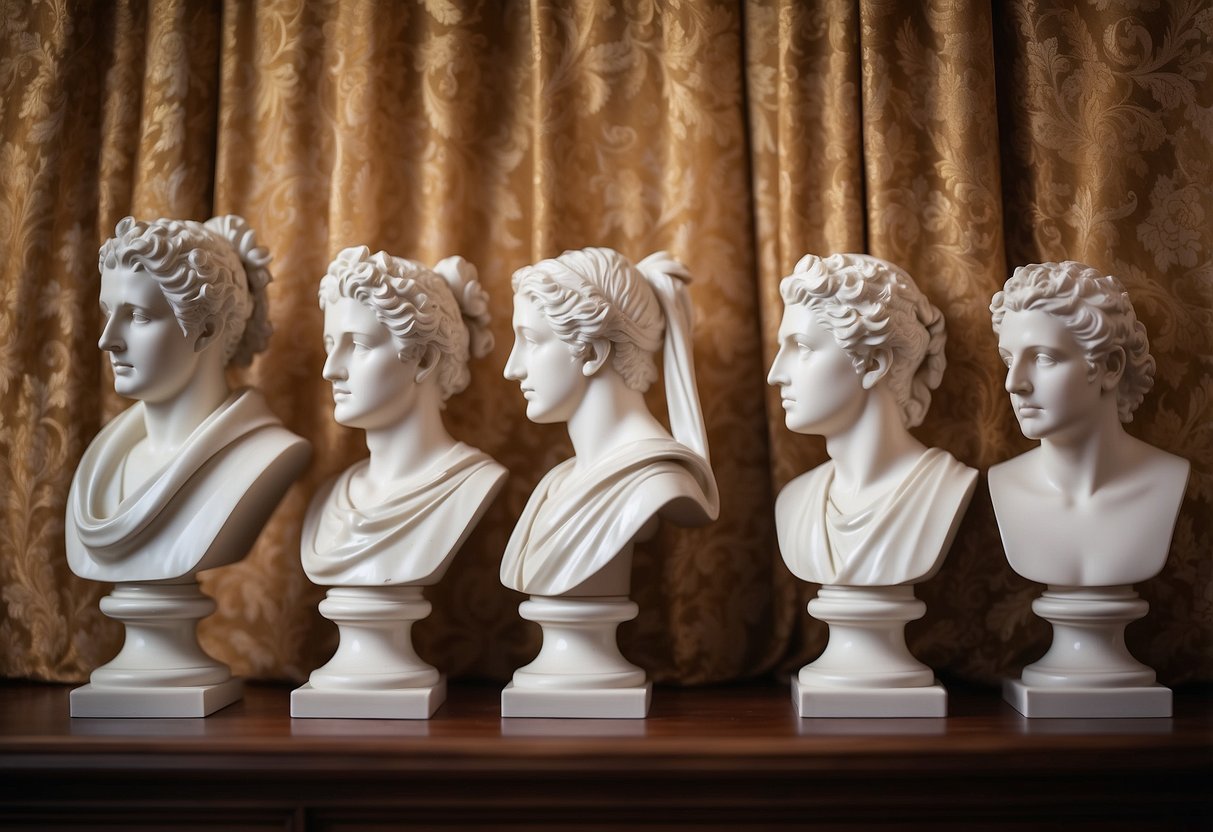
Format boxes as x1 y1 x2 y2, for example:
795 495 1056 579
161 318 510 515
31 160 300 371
825 386 925 506
141 354 230 455
1037 397 1127 499
566 364 669 473
363 383 456 487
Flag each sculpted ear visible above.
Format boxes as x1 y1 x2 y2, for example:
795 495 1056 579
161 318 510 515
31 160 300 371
192 318 219 353
860 348 891 391
581 339 611 377
1099 346 1126 392
414 345 439 384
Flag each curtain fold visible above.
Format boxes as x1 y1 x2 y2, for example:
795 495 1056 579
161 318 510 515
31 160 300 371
1 0 1209 686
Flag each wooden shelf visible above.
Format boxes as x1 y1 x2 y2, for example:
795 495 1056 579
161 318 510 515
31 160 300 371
0 681 1209 830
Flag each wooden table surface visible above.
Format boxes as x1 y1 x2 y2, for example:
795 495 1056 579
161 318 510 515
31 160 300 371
1 680 1210 830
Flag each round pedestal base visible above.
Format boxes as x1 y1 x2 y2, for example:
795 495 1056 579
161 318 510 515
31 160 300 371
503 595 649 718
1005 585 1171 718
795 585 945 718
295 586 442 719
71 582 238 718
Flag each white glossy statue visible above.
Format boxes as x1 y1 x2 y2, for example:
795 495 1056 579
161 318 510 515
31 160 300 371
768 253 977 718
990 261 1189 718
292 247 507 719
500 247 719 718
67 215 312 717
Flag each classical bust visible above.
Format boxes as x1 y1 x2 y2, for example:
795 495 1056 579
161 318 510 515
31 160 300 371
301 247 507 586
988 261 1189 586
769 253 977 587
67 216 311 583
499 247 719 597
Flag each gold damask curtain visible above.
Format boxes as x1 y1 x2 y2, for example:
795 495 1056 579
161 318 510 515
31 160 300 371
2 1 1209 686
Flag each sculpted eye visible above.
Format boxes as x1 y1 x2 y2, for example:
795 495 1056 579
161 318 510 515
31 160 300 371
131 310 151 324
1034 353 1057 367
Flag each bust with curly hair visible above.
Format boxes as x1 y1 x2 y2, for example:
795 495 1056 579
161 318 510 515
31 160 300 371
989 261 1189 587
65 215 311 716
302 246 507 588
769 253 978 588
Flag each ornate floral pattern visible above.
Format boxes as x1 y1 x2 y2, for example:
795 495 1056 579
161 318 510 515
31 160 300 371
1 0 1208 686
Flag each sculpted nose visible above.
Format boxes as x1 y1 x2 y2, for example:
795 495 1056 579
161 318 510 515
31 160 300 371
1005 359 1031 395
98 315 123 352
503 342 523 381
766 346 788 387
322 349 346 381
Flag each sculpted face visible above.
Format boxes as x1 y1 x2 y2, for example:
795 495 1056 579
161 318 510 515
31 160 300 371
504 294 587 424
98 265 204 403
323 297 422 430
767 304 867 437
997 309 1105 443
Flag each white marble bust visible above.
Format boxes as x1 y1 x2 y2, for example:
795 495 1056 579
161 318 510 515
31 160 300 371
989 261 1189 586
302 247 507 587
67 216 311 583
499 247 719 597
768 253 977 587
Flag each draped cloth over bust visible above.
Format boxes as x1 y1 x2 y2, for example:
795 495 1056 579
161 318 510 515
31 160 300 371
776 447 975 587
302 443 505 586
67 388 303 582
500 437 718 596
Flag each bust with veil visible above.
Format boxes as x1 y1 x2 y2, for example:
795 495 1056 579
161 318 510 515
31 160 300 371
500 247 719 598
498 246 718 718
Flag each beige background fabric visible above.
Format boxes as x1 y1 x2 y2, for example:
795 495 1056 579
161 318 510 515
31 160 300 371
1 0 1209 686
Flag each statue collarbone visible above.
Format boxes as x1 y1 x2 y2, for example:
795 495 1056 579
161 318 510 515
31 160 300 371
989 436 1189 586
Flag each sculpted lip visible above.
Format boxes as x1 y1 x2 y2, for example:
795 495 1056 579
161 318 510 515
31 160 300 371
111 361 134 374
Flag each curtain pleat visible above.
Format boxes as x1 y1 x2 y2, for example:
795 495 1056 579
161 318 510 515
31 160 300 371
1 0 1208 686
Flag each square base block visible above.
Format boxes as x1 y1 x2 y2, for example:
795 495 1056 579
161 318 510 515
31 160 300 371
1003 678 1172 718
290 677 446 719
501 681 652 719
70 678 242 718
793 677 947 718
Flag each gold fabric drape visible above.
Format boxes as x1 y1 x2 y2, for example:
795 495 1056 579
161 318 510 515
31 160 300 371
1 1 1209 686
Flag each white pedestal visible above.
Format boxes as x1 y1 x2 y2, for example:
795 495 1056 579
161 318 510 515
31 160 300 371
291 679 446 719
291 585 444 719
70 582 240 718
70 679 242 718
793 585 947 718
1004 585 1172 718
501 595 650 719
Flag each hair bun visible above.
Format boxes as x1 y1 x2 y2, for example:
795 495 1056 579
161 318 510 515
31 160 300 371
433 256 493 360
203 214 273 366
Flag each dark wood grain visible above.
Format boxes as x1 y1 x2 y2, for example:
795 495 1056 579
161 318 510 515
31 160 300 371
0 681 1209 830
